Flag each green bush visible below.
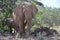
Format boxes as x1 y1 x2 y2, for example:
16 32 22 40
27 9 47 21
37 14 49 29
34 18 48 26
0 25 10 31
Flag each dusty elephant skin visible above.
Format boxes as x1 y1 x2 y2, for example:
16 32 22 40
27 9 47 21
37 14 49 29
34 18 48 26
12 4 38 38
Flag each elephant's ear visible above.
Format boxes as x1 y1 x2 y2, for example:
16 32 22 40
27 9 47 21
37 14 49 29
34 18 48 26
32 5 38 18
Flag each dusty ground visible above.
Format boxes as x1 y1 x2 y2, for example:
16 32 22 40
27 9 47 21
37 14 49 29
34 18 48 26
0 32 60 40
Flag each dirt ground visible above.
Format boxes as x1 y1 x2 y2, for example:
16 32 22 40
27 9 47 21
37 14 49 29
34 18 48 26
0 32 60 40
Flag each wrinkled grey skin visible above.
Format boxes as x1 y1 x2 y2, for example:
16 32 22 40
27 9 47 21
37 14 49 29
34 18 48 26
13 4 38 37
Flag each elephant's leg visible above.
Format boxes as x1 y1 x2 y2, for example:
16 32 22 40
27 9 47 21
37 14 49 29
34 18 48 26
24 15 32 37
13 14 25 37
26 20 32 37
24 8 32 37
18 18 25 36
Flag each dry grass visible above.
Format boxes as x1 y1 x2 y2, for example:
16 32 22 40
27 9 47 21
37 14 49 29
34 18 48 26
50 26 60 32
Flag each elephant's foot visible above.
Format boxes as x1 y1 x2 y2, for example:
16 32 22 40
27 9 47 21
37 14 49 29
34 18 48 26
19 32 26 38
19 32 30 38
25 32 30 38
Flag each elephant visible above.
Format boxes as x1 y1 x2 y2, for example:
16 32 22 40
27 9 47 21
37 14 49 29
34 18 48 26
12 4 38 38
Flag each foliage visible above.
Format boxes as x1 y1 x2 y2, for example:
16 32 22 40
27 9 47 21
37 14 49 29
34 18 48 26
0 0 17 26
33 7 60 28
0 0 17 31
0 25 10 31
34 5 60 30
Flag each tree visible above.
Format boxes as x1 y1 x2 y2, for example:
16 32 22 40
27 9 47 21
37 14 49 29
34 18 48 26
0 0 17 26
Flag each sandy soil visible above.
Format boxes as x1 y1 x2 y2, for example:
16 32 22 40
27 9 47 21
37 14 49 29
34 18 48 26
0 32 60 40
